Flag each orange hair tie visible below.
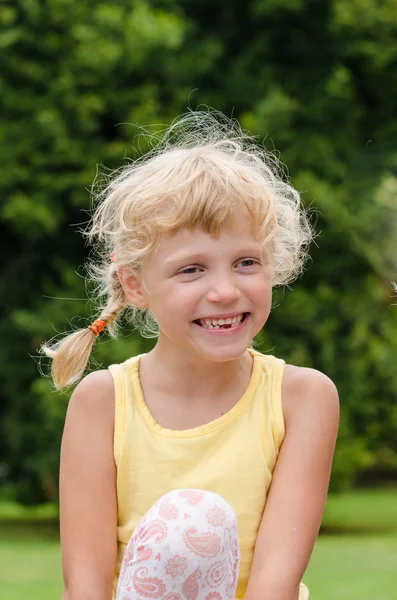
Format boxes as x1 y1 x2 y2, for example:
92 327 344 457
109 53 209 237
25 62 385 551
88 319 107 336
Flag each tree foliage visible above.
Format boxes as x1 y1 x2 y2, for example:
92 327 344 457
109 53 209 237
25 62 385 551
1 0 397 501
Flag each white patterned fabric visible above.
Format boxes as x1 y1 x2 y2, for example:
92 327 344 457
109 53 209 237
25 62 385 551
116 489 240 600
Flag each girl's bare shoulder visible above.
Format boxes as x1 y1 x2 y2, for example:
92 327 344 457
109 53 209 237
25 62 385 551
63 369 116 447
281 363 339 430
67 369 115 413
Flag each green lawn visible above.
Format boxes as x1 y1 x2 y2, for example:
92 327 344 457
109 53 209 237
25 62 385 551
321 487 397 533
1 533 396 599
0 537 63 600
305 534 397 600
1 488 396 599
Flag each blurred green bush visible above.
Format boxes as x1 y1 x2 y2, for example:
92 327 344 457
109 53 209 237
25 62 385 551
1 0 397 502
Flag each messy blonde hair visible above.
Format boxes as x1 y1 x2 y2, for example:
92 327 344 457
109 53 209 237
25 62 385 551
43 110 313 388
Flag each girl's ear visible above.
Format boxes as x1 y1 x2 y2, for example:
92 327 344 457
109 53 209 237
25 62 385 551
117 266 149 309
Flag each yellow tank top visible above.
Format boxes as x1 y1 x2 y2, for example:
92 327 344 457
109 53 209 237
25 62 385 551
109 348 309 599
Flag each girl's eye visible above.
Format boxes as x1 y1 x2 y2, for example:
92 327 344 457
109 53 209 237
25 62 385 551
237 259 258 268
178 266 201 275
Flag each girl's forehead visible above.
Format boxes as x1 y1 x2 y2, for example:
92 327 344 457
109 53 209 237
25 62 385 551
175 212 257 243
151 217 261 263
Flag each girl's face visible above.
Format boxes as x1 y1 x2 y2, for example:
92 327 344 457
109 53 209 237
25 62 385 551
129 213 273 363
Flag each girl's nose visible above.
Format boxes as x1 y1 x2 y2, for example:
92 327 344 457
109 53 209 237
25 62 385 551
206 275 241 303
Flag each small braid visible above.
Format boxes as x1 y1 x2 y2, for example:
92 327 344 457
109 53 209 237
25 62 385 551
100 273 126 336
42 294 125 389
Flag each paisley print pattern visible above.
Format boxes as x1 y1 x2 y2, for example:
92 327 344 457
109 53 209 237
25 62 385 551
178 490 204 505
206 506 227 527
137 519 168 543
132 566 166 597
183 527 220 557
115 489 239 600
223 527 240 596
137 545 152 561
159 498 179 520
205 560 228 587
181 567 202 600
165 554 188 577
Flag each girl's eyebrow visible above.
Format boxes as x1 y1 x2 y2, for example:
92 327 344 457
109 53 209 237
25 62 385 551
165 252 208 267
164 247 261 267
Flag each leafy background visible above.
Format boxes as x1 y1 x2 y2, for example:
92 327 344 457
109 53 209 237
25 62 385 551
1 0 397 504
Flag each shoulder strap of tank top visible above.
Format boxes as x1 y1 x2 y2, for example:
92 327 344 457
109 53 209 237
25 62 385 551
109 356 143 464
108 363 128 466
249 349 286 455
270 356 286 455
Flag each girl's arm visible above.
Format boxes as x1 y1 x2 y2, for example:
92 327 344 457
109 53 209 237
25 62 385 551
244 366 339 600
59 370 117 600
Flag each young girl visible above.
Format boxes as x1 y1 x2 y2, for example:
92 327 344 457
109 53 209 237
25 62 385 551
44 111 339 600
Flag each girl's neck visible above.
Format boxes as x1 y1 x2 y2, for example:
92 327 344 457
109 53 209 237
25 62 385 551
141 340 253 402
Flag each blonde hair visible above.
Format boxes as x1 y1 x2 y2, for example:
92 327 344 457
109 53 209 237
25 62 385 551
43 110 313 388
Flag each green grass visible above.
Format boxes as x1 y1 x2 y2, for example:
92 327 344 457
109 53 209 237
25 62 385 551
305 534 397 600
321 487 397 533
0 500 58 521
0 537 63 600
1 533 396 600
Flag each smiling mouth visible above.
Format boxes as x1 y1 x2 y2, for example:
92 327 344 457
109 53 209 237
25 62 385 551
194 313 249 329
